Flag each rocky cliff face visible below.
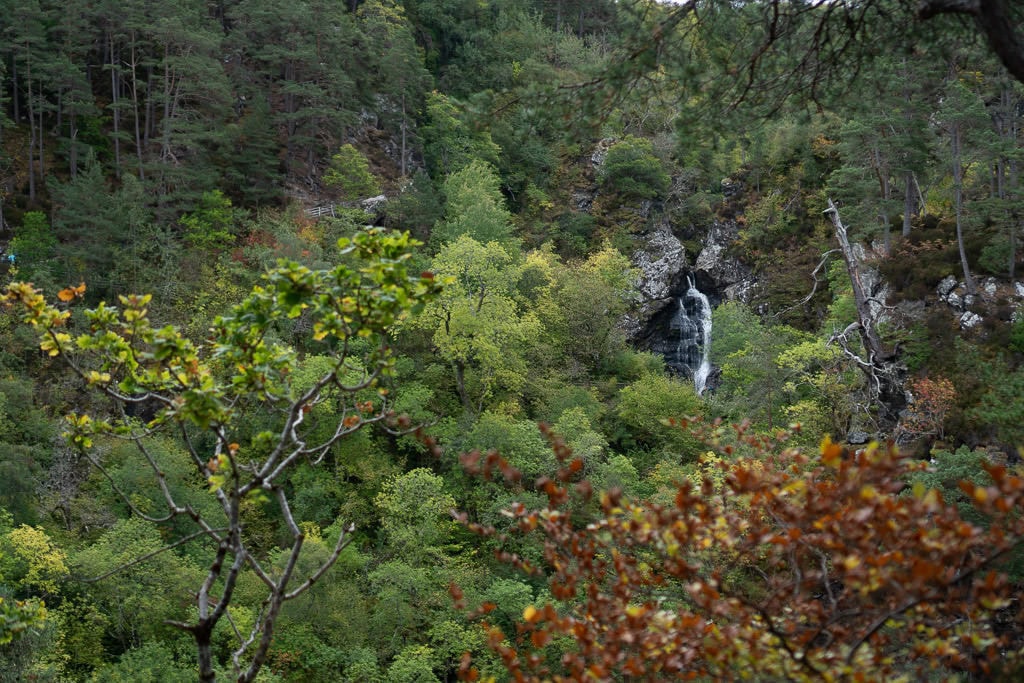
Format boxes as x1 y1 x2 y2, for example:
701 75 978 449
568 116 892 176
626 216 753 344
575 140 755 376
620 216 687 341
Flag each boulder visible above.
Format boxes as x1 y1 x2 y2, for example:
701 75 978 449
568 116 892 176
847 430 871 445
359 194 388 224
572 190 595 213
960 311 982 329
937 275 958 298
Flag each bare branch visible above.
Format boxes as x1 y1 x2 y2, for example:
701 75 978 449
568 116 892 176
80 527 225 583
284 522 355 601
773 249 840 319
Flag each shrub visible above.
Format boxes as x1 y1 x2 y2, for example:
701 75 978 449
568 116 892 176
598 136 670 200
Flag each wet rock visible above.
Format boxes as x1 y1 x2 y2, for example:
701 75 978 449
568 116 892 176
622 220 686 340
721 177 744 198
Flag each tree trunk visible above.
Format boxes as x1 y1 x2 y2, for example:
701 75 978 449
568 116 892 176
902 171 915 237
400 93 407 178
69 112 79 177
11 58 20 123
951 122 976 295
37 81 44 181
825 198 905 431
109 30 122 179
196 625 216 683
130 35 145 181
144 65 154 147
26 55 36 200
454 358 474 415
872 144 891 254
161 48 173 165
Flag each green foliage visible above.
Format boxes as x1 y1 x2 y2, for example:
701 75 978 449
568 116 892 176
179 190 237 252
908 447 993 524
433 160 516 248
1 227 443 680
74 518 202 647
1 2 1023 679
420 92 500 176
598 135 670 200
386 644 441 683
545 244 637 372
8 212 57 290
970 363 1024 446
375 468 456 553
0 596 46 646
410 236 541 413
385 170 444 240
552 407 609 465
1011 318 1024 354
464 412 555 481
0 525 68 596
88 642 194 683
591 454 641 497
323 144 381 202
615 373 703 459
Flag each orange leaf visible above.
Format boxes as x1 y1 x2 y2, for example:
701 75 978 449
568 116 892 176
530 629 550 648
57 282 86 302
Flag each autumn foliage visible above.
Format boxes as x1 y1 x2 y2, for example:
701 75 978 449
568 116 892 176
455 423 1024 681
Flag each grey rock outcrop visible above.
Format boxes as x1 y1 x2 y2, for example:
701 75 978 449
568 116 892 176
590 138 615 169
622 219 686 340
360 194 388 214
960 311 983 329
694 219 754 301
937 275 958 298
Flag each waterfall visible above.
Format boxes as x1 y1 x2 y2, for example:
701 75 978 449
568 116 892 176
670 275 713 395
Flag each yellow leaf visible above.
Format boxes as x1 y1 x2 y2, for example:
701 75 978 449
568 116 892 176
820 435 843 467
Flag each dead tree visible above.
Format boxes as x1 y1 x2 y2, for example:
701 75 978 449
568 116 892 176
824 198 906 433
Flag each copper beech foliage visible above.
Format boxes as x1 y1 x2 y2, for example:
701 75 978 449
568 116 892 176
452 421 1024 682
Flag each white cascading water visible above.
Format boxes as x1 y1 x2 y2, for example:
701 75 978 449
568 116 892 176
672 275 713 395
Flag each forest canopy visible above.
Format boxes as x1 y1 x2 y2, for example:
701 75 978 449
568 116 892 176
1 0 1024 680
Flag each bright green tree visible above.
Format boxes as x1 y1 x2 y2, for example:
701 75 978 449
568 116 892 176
180 189 237 252
409 235 541 414
1 228 441 682
323 144 381 203
599 135 670 200
432 159 516 248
